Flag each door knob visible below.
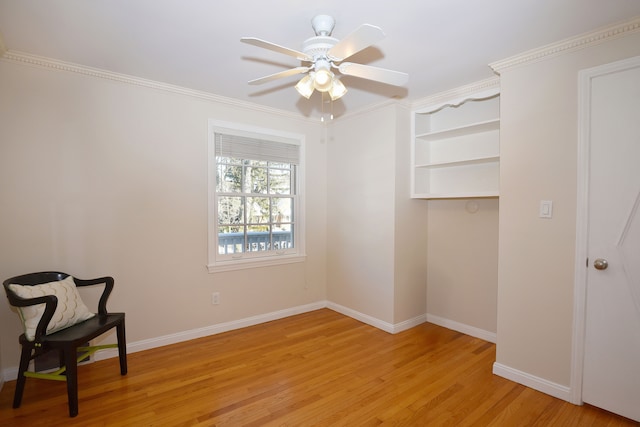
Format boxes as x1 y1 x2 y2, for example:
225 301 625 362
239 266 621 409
593 258 608 270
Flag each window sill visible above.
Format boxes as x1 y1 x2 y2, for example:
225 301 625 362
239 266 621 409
207 253 306 273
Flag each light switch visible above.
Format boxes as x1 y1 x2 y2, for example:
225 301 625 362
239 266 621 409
539 200 553 218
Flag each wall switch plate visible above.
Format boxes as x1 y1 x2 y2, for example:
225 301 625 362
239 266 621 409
212 292 220 305
539 200 553 218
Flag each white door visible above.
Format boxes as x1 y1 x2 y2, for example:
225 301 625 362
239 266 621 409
581 56 640 422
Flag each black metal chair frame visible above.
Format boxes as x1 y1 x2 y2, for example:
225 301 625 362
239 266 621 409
3 271 127 417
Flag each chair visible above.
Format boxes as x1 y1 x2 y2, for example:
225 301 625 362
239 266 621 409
3 271 127 417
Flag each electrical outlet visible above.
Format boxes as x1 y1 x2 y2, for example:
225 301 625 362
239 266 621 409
212 292 220 305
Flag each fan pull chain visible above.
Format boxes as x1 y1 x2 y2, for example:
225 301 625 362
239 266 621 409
320 92 334 123
330 96 334 121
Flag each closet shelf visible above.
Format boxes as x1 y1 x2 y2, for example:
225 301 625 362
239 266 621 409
415 119 499 141
411 84 500 199
415 156 499 169
412 190 499 199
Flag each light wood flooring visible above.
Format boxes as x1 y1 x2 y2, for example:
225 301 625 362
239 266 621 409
0 308 637 426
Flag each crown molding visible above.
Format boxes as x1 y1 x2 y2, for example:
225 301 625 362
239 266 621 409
490 16 640 74
336 97 408 122
410 76 500 113
1 49 418 124
1 50 318 124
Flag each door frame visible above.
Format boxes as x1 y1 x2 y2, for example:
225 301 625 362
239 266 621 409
571 54 640 405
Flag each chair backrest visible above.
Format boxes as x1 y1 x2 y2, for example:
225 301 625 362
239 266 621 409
3 272 72 305
4 272 72 306
5 271 116 315
4 271 70 287
4 271 99 342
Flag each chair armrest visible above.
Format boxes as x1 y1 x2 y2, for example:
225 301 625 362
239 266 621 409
5 291 58 342
73 276 114 315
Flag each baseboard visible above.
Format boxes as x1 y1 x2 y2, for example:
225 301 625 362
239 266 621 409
426 313 497 343
1 301 428 381
393 313 428 333
0 303 574 406
326 302 427 334
94 301 328 362
0 301 326 381
2 367 18 383
326 302 395 333
493 362 572 402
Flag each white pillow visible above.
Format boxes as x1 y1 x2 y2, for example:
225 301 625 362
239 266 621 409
9 275 95 341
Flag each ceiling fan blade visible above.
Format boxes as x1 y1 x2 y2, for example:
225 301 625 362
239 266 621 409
248 67 311 85
241 37 312 61
338 62 408 86
328 24 386 61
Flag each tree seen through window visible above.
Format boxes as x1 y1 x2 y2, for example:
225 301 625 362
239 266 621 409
216 157 295 254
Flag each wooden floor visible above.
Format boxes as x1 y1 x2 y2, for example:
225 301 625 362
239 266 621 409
0 309 637 426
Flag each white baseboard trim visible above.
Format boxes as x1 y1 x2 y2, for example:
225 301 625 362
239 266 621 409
326 302 427 334
94 301 328 362
493 362 572 402
426 313 497 343
326 302 395 333
394 314 429 333
1 301 327 381
1 301 428 381
2 367 18 383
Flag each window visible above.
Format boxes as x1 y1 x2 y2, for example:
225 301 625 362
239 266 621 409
208 120 305 272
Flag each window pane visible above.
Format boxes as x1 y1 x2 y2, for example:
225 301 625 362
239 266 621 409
271 197 292 223
273 223 293 249
218 225 244 254
247 225 270 252
269 162 291 169
217 164 243 193
244 166 268 194
211 125 303 270
269 168 291 194
217 156 243 165
247 197 270 224
245 159 268 167
218 196 244 225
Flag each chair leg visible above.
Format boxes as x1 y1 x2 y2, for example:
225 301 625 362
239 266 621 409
58 348 65 370
63 347 79 417
13 345 32 408
117 321 128 375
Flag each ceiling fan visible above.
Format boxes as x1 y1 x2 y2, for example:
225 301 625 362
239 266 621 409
241 15 408 101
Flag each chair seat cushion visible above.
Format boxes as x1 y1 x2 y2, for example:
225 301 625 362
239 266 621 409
8 276 95 341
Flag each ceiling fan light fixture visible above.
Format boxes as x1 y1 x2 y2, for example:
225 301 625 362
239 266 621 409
313 68 333 92
329 78 347 101
295 74 315 99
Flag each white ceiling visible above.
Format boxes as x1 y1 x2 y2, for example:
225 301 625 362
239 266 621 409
1 0 640 118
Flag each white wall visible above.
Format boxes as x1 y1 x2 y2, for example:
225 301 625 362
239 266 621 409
495 27 640 390
0 58 327 373
427 198 498 336
326 105 396 324
326 103 428 327
393 106 429 325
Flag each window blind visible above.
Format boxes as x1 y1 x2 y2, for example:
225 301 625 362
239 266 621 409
215 133 300 165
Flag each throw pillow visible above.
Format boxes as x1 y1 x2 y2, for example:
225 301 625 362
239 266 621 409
8 275 95 341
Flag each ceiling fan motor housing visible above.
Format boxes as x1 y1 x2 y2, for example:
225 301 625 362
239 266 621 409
311 15 335 36
302 36 338 62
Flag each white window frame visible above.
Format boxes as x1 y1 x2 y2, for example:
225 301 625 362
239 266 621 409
207 119 306 273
